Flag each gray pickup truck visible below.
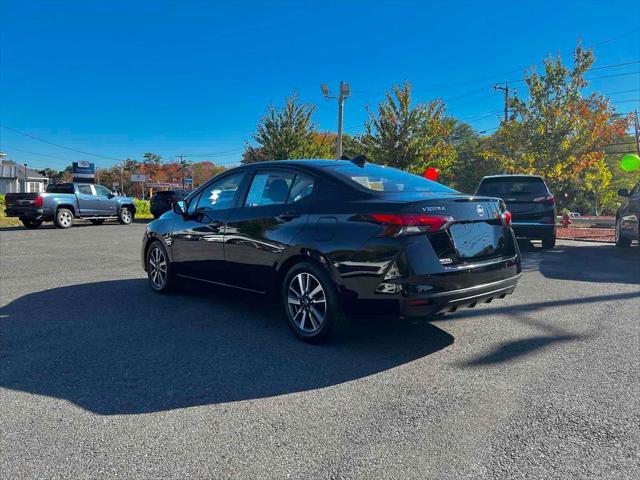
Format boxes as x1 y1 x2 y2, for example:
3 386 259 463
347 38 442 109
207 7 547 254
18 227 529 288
4 182 137 229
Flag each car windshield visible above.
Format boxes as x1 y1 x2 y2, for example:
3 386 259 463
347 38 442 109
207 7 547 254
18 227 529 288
477 177 549 197
328 163 457 194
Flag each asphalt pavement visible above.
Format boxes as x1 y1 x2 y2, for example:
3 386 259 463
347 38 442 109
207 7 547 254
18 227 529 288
1 222 639 479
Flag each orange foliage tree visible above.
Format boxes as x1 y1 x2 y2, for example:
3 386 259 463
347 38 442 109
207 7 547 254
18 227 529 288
487 45 630 192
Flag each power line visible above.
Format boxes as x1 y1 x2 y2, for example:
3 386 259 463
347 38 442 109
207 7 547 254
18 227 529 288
0 124 124 162
351 28 640 96
0 145 74 163
181 148 244 157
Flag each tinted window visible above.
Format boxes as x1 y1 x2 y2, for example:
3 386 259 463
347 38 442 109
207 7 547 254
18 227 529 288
194 172 244 211
94 185 111 196
153 191 175 198
328 163 457 194
46 183 74 194
78 185 93 195
244 171 295 207
477 177 549 197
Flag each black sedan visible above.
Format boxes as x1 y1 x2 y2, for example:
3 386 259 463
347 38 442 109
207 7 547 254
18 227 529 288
141 159 521 342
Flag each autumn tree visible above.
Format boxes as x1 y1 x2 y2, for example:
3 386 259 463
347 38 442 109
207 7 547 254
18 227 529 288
360 81 456 176
489 45 629 193
243 94 329 163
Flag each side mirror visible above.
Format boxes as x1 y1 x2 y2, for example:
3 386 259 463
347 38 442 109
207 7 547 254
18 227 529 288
173 200 187 216
618 188 630 197
107 193 115 199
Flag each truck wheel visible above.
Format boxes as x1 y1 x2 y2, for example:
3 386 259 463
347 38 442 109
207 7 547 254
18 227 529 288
54 208 74 229
21 219 43 229
118 207 133 225
90 219 105 225
541 235 556 249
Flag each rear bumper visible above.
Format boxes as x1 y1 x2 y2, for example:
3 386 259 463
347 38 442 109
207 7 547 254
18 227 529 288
399 272 520 317
4 207 44 220
511 222 555 239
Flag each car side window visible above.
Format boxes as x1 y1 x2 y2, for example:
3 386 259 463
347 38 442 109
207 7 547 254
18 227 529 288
78 185 93 195
194 173 244 212
94 185 111 197
244 171 295 207
287 173 315 205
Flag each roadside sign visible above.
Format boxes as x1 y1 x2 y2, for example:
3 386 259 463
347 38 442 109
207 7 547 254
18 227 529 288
184 178 193 187
72 161 95 180
131 174 146 182
112 181 120 188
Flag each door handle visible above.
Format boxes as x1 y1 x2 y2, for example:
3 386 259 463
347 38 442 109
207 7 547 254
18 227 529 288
279 211 301 221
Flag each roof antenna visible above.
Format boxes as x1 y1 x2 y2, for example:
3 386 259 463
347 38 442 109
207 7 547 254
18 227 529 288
350 155 367 167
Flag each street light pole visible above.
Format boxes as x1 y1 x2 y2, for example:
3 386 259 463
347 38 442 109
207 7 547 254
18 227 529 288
322 81 350 159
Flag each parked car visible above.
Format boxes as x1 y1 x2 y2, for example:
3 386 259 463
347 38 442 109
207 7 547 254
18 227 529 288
568 212 581 218
476 174 556 249
4 182 136 229
615 181 639 247
150 189 189 219
141 159 521 342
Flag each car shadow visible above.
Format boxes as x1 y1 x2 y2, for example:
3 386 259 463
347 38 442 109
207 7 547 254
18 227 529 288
526 242 640 284
0 279 453 415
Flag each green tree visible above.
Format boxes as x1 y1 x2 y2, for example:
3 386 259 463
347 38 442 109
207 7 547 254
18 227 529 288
243 94 326 162
446 121 500 192
360 81 456 176
583 158 614 215
490 45 629 193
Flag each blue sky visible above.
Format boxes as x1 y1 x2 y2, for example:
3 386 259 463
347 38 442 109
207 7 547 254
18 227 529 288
1 0 639 171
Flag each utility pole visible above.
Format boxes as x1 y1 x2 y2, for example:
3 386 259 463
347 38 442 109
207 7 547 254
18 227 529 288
23 163 28 192
321 81 351 159
178 154 185 190
634 110 640 157
494 83 515 123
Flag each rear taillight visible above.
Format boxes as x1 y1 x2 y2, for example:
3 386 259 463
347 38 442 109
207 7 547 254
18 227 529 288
370 213 453 237
533 194 555 205
501 210 512 226
34 195 43 208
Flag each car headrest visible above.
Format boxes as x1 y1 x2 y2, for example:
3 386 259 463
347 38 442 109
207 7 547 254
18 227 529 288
268 179 289 203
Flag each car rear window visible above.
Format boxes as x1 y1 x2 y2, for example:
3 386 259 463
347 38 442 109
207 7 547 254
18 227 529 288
46 183 75 194
327 163 457 194
476 177 549 197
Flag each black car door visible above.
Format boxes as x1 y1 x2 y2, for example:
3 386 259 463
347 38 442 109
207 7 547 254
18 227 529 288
223 168 316 293
171 172 246 283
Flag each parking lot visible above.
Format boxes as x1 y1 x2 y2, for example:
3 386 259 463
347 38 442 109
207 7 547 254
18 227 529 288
1 222 639 479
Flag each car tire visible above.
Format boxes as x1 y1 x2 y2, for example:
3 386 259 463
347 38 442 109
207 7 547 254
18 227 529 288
90 219 105 225
54 208 74 229
541 235 556 249
21 218 43 229
282 262 348 343
118 207 133 225
146 240 176 293
615 217 631 248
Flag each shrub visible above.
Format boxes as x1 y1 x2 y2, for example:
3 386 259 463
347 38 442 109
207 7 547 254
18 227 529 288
134 199 151 215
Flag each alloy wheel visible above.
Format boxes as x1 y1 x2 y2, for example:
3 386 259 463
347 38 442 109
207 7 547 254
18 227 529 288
59 211 73 228
121 209 132 223
148 246 168 289
287 272 327 333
